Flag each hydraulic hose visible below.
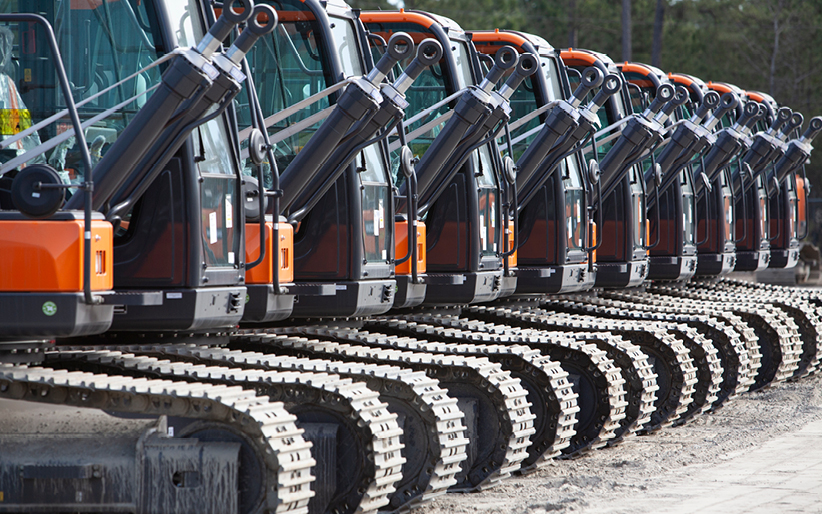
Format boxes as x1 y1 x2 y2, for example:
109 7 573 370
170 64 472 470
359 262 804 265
422 53 540 214
514 67 602 192
774 116 822 183
516 73 621 210
103 5 278 219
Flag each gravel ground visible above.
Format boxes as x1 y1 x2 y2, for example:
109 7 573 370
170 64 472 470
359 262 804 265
418 373 822 514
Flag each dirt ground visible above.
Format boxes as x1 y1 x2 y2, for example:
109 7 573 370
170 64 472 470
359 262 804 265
418 373 822 514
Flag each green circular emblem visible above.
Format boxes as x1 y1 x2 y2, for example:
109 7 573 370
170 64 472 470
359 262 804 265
42 301 57 316
245 294 250 304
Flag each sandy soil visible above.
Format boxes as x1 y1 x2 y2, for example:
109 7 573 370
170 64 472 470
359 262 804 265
418 373 822 514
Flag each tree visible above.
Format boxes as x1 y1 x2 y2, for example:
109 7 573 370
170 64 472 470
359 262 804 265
622 0 632 61
651 0 664 67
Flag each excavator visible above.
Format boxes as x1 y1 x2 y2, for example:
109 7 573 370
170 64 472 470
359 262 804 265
668 72 740 277
560 48 673 288
617 62 734 282
0 2 322 514
469 29 619 294
1 1 822 513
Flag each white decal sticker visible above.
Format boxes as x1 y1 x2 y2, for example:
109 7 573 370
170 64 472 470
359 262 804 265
167 292 183 299
480 215 486 251
209 212 218 244
225 195 233 229
228 251 235 264
373 209 380 236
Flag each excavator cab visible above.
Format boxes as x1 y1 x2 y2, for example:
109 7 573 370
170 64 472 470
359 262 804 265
561 49 654 288
237 0 411 318
470 30 602 294
0 4 118 341
706 81 771 272
618 62 698 281
669 73 738 276
361 11 524 305
1 0 264 339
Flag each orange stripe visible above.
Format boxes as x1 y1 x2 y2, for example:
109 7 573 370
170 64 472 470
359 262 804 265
470 29 528 49
746 91 765 103
706 81 733 94
618 62 653 76
560 48 598 67
668 73 695 88
360 10 435 28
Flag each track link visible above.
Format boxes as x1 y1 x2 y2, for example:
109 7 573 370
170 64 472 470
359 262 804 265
649 285 803 389
392 312 653 448
478 301 695 433
692 278 822 379
605 290 760 396
557 294 724 423
46 348 405 514
362 317 580 471
110 341 465 513
0 362 315 514
462 305 634 455
234 329 535 492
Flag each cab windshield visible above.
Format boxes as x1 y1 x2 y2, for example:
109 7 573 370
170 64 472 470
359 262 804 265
502 54 563 162
362 22 455 186
236 0 336 183
0 0 164 184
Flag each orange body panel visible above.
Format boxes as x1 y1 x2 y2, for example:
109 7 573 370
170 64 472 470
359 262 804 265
591 222 597 263
618 62 656 88
360 10 435 28
560 49 599 68
646 219 651 255
394 220 427 275
706 82 733 95
745 91 765 103
797 176 807 236
619 62 653 76
668 73 693 87
471 29 529 48
0 219 112 292
506 220 517 268
245 222 294 285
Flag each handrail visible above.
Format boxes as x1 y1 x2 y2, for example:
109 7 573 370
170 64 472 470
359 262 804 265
0 14 98 305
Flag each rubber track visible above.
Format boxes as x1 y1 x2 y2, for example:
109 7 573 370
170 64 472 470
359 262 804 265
541 307 698 431
45 348 406 514
0 362 315 514
463 305 633 455
206 339 466 512
391 312 653 448
234 329 535 491
361 317 580 471
649 285 803 389
558 294 724 422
